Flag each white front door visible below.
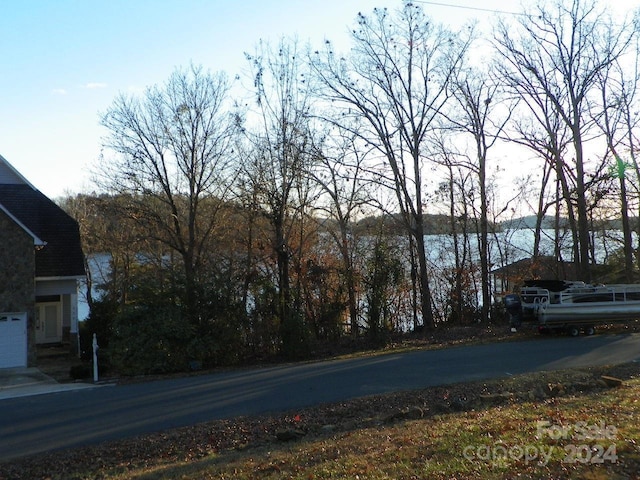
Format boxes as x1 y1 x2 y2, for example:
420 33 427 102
36 303 61 344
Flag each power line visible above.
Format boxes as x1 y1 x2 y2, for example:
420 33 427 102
412 1 526 17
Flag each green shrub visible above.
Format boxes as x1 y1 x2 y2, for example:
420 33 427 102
79 297 118 360
108 304 192 375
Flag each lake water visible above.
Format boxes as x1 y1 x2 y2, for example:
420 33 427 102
77 228 629 320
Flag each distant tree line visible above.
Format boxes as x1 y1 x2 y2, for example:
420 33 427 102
60 0 640 373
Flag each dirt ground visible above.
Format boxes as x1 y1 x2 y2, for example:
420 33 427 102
36 344 85 382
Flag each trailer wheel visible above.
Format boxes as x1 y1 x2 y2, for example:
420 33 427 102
584 326 595 336
567 326 580 337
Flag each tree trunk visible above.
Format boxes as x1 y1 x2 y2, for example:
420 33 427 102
478 150 490 323
573 129 592 282
413 218 434 329
448 174 463 324
338 226 359 336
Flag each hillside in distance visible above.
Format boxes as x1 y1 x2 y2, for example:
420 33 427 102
340 214 636 235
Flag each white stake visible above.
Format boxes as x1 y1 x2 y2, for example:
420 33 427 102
92 333 99 383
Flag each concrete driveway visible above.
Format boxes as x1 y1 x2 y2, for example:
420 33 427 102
0 368 99 400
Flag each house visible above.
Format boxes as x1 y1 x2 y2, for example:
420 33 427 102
0 154 85 368
491 256 578 298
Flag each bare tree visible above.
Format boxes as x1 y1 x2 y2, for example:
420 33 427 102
98 64 238 320
60 194 145 310
310 125 372 334
242 38 318 357
446 66 512 322
311 3 473 329
594 28 640 280
431 136 475 323
507 95 576 264
494 0 635 282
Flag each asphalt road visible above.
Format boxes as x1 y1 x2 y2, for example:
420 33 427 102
1 333 639 462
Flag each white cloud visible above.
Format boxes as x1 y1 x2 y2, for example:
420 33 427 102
52 88 67 95
84 82 107 89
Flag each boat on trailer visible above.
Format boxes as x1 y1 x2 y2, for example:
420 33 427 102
508 280 640 335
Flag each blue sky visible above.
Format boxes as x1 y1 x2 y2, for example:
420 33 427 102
0 0 627 198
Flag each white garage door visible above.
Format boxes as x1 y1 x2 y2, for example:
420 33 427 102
0 312 27 368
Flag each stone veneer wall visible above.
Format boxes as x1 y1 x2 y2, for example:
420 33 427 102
0 210 36 366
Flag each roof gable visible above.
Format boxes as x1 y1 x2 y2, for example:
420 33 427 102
0 156 85 278
0 154 37 188
0 203 45 246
